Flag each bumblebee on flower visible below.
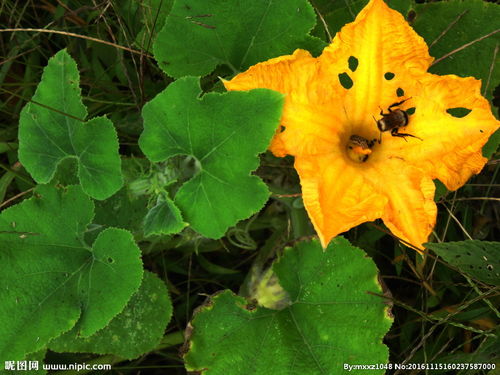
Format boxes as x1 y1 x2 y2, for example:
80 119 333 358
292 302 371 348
224 0 499 251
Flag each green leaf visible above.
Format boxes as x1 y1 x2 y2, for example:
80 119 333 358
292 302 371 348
0 185 143 362
3 350 48 375
0 170 16 203
18 49 123 200
99 190 149 232
184 238 392 373
426 240 500 286
412 0 500 104
92 188 149 236
1 349 48 375
320 0 367 39
482 128 500 158
26 350 47 375
86 159 151 243
143 195 187 236
49 271 172 360
434 179 448 201
153 0 324 78
135 0 174 51
139 77 283 238
0 142 17 154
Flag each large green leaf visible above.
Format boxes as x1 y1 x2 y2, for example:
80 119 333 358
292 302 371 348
426 241 500 286
153 0 325 78
412 0 500 104
0 185 143 362
18 49 123 200
139 77 283 238
184 238 392 374
49 271 172 360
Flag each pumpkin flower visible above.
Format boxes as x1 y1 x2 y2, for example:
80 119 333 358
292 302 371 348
224 0 499 251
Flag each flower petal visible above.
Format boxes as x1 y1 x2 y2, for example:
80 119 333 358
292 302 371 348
296 155 436 250
295 154 387 248
224 0 498 252
319 0 433 127
381 74 499 191
223 49 314 94
368 162 437 251
225 50 344 157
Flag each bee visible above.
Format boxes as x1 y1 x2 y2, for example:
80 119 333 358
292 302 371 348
347 135 376 162
376 98 422 142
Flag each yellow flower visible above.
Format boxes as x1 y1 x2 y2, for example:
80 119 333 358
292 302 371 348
224 0 499 251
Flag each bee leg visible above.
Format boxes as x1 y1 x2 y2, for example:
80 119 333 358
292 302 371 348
398 133 423 141
391 128 408 142
391 128 422 141
388 97 412 110
379 106 390 116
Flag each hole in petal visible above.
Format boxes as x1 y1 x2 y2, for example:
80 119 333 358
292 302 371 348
446 107 472 118
406 107 416 115
338 73 353 89
280 125 286 133
384 72 395 80
396 88 405 97
348 56 358 72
